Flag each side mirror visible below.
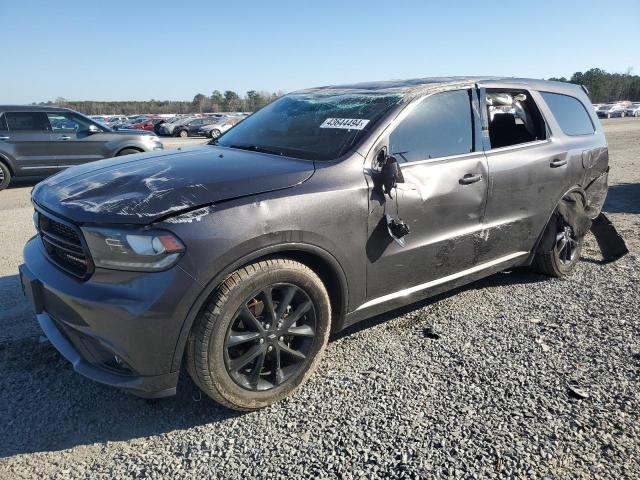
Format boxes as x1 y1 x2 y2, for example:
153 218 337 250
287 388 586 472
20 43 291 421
381 154 404 198
87 124 101 134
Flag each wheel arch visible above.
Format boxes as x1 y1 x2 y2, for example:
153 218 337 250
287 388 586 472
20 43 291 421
115 146 143 156
170 242 349 372
0 152 15 175
526 184 587 264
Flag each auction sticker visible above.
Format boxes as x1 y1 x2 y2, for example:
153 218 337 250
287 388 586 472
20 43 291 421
320 118 370 130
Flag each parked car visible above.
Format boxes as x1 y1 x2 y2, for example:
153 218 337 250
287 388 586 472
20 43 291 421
197 116 243 138
105 116 128 126
0 106 163 191
129 118 165 131
20 77 609 410
625 103 640 117
172 117 221 137
596 104 626 118
156 116 196 136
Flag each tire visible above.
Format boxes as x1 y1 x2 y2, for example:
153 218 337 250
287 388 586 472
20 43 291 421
209 129 221 139
0 162 11 191
116 148 141 156
187 258 331 411
532 206 585 277
178 129 189 138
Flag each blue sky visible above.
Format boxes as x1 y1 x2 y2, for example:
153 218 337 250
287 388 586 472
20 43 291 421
1 0 638 103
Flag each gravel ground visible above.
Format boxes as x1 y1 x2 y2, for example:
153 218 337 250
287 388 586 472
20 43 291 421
0 119 638 479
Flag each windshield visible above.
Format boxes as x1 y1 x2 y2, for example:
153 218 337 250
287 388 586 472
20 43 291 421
215 92 403 161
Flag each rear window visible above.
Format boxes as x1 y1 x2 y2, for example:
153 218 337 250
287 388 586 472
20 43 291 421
5 112 51 131
541 92 595 136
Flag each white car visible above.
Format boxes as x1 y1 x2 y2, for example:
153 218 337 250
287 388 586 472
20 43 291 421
197 116 243 138
625 103 640 117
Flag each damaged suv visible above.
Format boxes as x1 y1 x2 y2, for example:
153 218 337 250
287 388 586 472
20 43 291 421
20 77 619 410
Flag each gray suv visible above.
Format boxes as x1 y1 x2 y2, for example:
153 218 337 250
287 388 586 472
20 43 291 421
0 106 163 191
20 77 614 410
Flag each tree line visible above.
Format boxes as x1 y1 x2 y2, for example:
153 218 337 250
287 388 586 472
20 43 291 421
35 68 640 115
548 68 640 103
36 90 284 115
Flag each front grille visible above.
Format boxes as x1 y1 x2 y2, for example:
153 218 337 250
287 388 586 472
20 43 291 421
37 210 92 278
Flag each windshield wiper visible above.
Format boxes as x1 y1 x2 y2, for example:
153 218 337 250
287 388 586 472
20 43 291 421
228 144 285 156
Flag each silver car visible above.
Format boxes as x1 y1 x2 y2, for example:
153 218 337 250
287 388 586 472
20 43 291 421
0 106 163 191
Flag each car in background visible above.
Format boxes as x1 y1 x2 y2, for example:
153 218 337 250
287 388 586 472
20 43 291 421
171 117 219 138
0 106 163 191
625 103 640 117
156 116 195 136
197 116 243 138
129 118 165 131
596 104 626 118
105 115 128 126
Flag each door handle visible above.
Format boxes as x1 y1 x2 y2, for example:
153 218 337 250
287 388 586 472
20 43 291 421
550 158 568 168
0 136 9 140
56 135 71 141
459 173 482 185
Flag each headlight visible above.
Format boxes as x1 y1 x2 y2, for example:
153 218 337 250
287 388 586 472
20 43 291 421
82 227 185 272
143 135 161 143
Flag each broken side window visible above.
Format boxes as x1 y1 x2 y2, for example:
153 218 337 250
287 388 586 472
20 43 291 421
485 90 547 149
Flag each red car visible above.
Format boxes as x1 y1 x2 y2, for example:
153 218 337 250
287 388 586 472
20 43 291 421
129 118 164 131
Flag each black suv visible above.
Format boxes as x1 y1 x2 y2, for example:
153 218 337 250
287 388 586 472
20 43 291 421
0 106 163 191
20 77 613 410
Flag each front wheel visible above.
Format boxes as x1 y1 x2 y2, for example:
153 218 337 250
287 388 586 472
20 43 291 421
209 129 221 139
187 259 331 410
621 112 626 118
178 129 189 138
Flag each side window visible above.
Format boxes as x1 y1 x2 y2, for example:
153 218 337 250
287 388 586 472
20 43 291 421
47 113 93 133
540 92 595 136
390 89 473 162
0 114 7 131
485 90 547 149
5 112 51 131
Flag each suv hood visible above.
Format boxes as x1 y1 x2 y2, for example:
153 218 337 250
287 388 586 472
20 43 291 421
32 146 315 225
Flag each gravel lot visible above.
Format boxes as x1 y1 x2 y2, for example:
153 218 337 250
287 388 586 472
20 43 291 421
0 120 638 479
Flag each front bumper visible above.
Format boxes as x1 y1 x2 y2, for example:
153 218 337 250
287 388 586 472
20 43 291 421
20 236 200 398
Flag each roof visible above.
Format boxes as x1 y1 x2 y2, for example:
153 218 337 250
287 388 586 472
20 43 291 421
299 76 584 99
0 105 70 112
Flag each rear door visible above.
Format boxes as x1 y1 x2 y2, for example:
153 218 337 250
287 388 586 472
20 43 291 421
477 83 576 259
1 111 56 175
46 111 110 168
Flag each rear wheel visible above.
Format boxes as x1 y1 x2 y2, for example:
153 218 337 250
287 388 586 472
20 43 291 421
0 162 11 191
187 259 331 410
178 129 189 138
621 111 626 118
533 212 584 277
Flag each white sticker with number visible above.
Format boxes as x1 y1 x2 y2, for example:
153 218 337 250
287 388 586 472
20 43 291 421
320 118 370 130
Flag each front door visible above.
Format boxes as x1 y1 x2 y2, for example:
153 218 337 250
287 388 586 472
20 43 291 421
365 88 489 301
1 111 56 176
46 111 110 168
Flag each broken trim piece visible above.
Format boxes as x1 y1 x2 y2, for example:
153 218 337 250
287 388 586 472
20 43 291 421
356 251 529 311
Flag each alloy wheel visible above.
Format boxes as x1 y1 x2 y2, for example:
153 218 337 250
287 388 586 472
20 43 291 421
555 223 579 265
0 169 4 183
224 283 317 391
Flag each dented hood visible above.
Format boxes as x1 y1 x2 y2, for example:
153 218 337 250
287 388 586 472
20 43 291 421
32 145 315 224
